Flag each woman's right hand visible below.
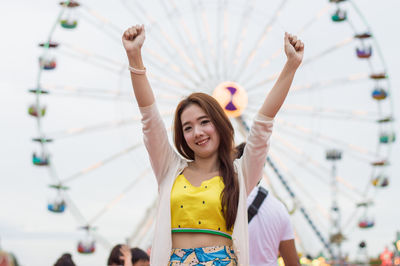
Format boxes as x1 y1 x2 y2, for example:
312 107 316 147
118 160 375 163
122 24 145 55
119 245 133 266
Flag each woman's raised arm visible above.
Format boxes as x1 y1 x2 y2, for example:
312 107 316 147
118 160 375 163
258 32 304 118
122 25 154 107
122 25 178 184
240 33 304 194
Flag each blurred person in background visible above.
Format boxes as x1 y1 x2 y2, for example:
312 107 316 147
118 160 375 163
130 247 149 266
108 244 149 266
53 253 75 266
236 142 299 266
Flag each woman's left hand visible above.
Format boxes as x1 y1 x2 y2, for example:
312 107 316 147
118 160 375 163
284 32 304 68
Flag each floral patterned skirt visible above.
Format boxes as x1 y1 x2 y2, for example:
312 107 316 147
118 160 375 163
168 245 237 266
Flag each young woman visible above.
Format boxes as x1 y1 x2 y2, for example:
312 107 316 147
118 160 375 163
122 24 304 265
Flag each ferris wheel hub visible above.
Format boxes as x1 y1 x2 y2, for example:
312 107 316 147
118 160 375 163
212 81 248 118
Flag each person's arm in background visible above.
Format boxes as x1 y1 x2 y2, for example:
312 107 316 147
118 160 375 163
279 239 300 266
120 245 133 266
278 197 300 266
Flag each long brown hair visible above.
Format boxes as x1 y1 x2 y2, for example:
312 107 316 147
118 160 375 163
173 92 239 230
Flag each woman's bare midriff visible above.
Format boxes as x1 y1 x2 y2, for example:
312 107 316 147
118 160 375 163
172 232 233 249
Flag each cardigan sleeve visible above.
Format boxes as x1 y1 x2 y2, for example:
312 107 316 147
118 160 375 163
139 103 180 185
238 113 274 195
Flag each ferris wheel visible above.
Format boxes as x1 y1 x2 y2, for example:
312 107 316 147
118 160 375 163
30 0 395 261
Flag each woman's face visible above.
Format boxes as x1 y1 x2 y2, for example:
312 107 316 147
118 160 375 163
180 104 220 159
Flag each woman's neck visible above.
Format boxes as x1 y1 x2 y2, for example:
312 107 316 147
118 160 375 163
190 153 219 174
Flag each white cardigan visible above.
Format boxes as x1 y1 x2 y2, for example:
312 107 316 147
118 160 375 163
139 103 273 266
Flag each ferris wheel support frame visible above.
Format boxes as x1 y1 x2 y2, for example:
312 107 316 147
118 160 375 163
237 116 335 258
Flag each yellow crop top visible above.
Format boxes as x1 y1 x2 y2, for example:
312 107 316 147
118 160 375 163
170 174 233 239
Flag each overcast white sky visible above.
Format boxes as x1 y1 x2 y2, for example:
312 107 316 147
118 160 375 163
1 0 399 265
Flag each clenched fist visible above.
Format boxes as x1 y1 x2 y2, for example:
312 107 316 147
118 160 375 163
122 24 146 55
284 32 304 68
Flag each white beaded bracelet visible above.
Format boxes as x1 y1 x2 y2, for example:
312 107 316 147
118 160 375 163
128 65 146 75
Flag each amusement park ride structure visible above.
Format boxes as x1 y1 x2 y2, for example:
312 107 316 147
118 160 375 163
30 0 396 260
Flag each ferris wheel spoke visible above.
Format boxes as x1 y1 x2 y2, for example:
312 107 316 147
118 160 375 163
80 4 123 35
276 105 380 123
298 4 331 35
119 0 204 87
121 0 203 87
135 215 156 248
245 71 280 91
60 189 89 226
63 38 198 91
61 142 144 184
343 15 358 33
221 1 231 81
275 126 372 164
225 0 256 80
302 37 354 66
291 73 369 93
342 207 362 234
42 84 129 96
198 1 215 68
267 156 335 257
163 9 213 81
46 110 172 140
77 12 122 46
275 118 378 161
240 4 330 85
38 84 132 101
276 126 372 163
261 172 295 214
46 157 63 184
85 5 199 88
149 72 197 94
239 47 282 85
134 1 203 86
278 110 378 123
281 103 379 118
268 152 330 233
92 232 113 250
55 49 123 74
139 53 199 93
61 42 125 68
44 91 131 102
247 102 380 122
231 0 288 82
47 118 140 139
214 0 224 80
127 199 157 246
272 137 331 179
146 29 203 87
244 37 355 91
182 0 216 87
88 168 152 226
336 176 366 201
157 0 208 82
272 139 363 202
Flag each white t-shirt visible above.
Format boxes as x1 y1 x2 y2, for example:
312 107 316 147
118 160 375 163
247 186 294 266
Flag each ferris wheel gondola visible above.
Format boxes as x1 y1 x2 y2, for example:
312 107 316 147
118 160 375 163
77 226 96 254
28 104 46 117
59 1 80 29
